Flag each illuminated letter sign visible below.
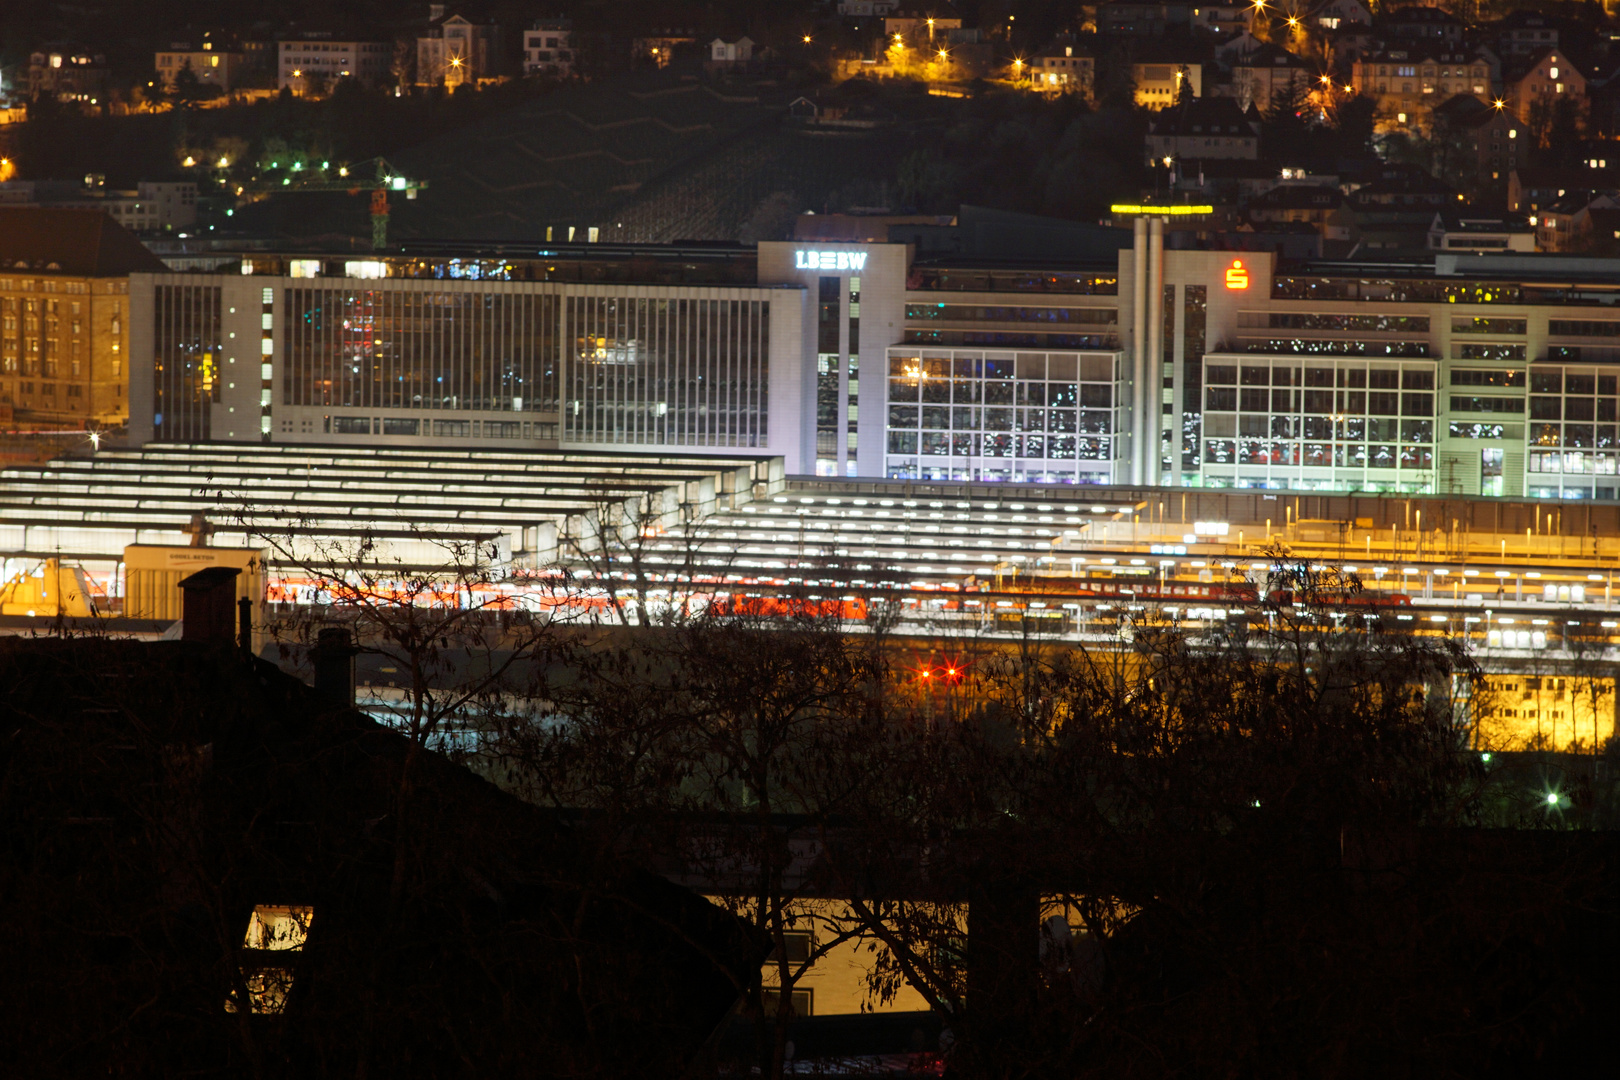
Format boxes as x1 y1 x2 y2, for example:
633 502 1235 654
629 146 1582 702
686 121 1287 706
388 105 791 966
795 250 869 272
1225 259 1249 290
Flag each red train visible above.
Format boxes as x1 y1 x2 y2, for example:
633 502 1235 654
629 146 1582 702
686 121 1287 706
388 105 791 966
707 595 871 621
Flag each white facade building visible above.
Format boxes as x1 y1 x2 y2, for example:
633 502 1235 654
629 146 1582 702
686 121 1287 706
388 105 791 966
277 37 393 92
523 19 576 77
121 236 1620 501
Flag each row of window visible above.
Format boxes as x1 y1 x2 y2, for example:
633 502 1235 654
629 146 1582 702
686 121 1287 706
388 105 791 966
905 304 1117 325
889 405 1112 433
1205 364 1430 388
1204 441 1434 469
326 416 559 439
887 432 1113 460
1202 416 1431 442
1204 387 1435 416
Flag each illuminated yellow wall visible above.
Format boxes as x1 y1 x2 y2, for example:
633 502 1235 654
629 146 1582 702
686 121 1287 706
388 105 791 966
1474 673 1615 752
0 274 129 427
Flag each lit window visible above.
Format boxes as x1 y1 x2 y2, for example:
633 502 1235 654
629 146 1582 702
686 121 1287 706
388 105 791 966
226 906 314 1015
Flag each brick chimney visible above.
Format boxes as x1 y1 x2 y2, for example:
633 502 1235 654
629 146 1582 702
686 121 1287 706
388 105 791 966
178 567 241 644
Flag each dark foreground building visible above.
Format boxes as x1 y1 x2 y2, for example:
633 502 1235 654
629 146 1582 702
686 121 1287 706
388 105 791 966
0 633 754 1078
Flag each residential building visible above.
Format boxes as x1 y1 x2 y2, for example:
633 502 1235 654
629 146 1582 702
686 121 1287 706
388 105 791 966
1427 212 1535 253
1343 164 1457 251
885 8 964 41
0 208 166 429
1099 1 1194 37
418 10 502 88
1533 194 1619 253
1030 41 1094 97
154 42 247 93
526 19 577 77
1503 48 1587 125
1350 47 1492 128
0 180 198 233
1430 94 1521 185
633 33 694 69
1190 1 1254 39
1146 97 1259 162
1379 6 1464 46
1133 56 1205 109
1226 42 1312 113
1314 0 1372 31
1493 11 1566 60
3 634 753 1078
1246 184 1346 228
1508 167 1620 214
277 35 393 93
709 38 755 65
27 44 108 103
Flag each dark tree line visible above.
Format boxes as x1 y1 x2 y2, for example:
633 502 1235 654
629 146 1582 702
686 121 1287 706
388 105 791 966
482 557 1620 1079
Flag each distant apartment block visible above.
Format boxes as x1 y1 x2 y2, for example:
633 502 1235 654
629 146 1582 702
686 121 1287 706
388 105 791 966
0 180 197 233
28 44 108 103
277 36 392 93
1030 42 1094 97
524 19 576 78
154 42 246 93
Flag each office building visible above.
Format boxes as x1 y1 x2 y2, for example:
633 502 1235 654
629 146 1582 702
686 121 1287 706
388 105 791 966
123 228 1620 500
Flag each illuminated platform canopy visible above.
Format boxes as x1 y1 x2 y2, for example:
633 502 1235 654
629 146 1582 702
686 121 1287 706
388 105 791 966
0 443 780 569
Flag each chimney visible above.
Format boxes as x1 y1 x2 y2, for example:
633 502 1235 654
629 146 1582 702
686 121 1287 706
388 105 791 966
178 567 241 644
430 3 446 21
238 596 254 658
312 627 356 710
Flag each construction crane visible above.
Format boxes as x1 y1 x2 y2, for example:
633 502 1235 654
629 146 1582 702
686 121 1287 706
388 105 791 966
235 157 428 250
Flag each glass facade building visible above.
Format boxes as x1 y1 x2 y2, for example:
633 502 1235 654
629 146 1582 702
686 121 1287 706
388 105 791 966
124 241 1620 499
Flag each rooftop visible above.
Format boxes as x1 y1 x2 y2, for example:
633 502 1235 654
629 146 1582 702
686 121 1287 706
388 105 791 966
0 443 779 566
0 208 168 276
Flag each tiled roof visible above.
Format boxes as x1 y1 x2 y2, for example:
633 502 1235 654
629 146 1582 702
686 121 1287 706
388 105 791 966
0 208 167 276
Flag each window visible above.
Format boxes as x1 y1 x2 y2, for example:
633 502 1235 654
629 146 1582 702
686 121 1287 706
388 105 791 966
759 989 812 1017
769 931 814 965
226 905 314 1016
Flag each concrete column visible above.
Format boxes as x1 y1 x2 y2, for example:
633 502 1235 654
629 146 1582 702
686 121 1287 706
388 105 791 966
1146 217 1166 488
1131 218 1148 487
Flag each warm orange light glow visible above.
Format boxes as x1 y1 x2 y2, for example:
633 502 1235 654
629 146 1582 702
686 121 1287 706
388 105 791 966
1226 259 1250 290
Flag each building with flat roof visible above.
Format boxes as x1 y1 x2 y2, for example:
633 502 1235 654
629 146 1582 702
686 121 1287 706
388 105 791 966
0 179 198 233
116 230 1620 502
277 35 393 93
